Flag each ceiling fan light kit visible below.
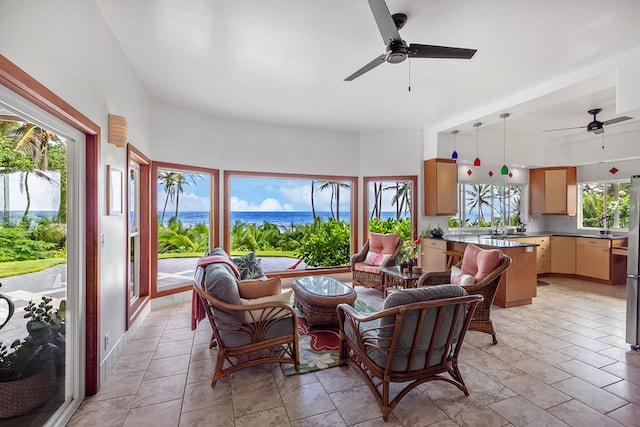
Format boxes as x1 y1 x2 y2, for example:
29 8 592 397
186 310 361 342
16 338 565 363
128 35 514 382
451 129 459 160
500 113 510 176
344 0 477 81
473 122 482 167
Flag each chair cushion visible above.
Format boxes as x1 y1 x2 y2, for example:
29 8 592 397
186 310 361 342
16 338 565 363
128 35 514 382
239 290 293 324
354 262 382 275
460 244 502 282
237 277 281 299
204 262 244 327
369 285 469 371
232 252 265 280
369 233 400 255
450 266 475 286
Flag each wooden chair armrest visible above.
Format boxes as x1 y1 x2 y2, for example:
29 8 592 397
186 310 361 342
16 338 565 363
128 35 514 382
351 241 370 266
417 270 452 287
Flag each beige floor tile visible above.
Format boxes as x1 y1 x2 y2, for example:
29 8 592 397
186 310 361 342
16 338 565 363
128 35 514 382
551 377 628 413
390 389 449 426
464 353 524 382
556 359 621 387
67 395 133 427
509 357 572 384
556 345 617 368
89 370 145 402
131 373 187 408
273 365 319 390
604 379 640 405
606 403 640 427
144 353 191 380
189 342 216 363
280 382 335 421
314 365 364 393
186 357 217 384
153 338 193 359
330 385 382 425
502 374 571 409
109 352 154 376
434 394 508 427
601 361 640 386
231 368 283 417
290 409 348 427
459 370 518 405
179 404 234 427
123 398 182 427
235 406 291 427
159 326 194 343
181 378 232 413
598 347 640 368
122 337 160 355
546 399 624 427
489 396 567 426
133 325 165 340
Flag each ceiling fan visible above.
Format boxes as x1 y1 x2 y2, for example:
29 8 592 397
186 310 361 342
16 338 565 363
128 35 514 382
344 0 477 81
543 108 633 135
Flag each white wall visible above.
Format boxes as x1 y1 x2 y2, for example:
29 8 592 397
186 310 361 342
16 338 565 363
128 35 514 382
0 0 151 382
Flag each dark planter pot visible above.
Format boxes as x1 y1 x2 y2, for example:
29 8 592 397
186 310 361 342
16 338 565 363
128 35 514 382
0 359 56 419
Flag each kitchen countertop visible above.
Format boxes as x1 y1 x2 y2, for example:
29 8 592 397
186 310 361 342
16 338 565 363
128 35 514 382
425 230 628 249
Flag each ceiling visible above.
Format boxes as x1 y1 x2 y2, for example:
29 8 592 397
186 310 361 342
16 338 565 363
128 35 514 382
95 0 640 136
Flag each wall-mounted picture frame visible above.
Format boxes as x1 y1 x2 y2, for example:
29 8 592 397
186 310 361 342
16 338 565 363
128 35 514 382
107 165 123 215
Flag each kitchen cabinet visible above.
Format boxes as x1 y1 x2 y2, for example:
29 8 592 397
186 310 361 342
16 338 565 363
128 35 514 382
424 158 457 216
529 167 577 215
421 238 447 271
505 236 550 274
576 237 610 280
551 236 576 274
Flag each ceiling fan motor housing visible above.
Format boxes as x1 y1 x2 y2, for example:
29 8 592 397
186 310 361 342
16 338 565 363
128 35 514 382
587 120 603 132
386 40 408 63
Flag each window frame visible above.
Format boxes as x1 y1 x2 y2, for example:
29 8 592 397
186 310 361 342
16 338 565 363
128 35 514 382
224 170 358 277
362 175 418 240
578 179 630 231
126 145 151 328
151 161 219 298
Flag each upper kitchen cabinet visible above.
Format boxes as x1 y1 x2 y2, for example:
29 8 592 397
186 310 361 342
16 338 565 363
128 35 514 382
529 166 577 215
424 158 458 216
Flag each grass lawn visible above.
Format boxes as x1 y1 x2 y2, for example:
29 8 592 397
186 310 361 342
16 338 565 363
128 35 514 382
0 258 67 278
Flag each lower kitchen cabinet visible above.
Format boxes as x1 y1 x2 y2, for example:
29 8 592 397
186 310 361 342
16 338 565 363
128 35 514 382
421 238 447 272
550 236 576 274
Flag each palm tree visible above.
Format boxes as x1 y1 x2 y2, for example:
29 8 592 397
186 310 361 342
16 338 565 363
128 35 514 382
172 173 200 221
388 181 411 219
466 184 493 225
310 180 316 218
317 181 350 220
370 182 383 219
158 170 177 226
11 123 64 223
316 181 335 218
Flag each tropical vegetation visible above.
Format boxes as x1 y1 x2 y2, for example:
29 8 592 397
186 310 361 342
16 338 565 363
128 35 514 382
581 182 630 229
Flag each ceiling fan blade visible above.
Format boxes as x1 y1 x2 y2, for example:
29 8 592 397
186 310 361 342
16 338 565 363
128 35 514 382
409 44 477 59
367 0 401 45
602 116 632 126
542 126 587 132
344 54 386 81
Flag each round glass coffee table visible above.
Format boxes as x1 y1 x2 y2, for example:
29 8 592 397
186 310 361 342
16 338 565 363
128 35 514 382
292 276 356 327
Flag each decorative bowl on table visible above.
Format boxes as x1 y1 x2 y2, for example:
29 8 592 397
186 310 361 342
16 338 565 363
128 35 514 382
430 229 444 238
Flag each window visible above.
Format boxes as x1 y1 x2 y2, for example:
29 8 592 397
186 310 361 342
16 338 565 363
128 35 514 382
152 162 218 296
579 181 630 230
363 176 417 240
451 184 523 228
225 171 357 274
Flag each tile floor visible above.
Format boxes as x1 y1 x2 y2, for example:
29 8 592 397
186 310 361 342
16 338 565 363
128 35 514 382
68 277 640 426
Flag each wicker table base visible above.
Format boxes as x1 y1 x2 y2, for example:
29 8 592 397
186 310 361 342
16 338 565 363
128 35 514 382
292 276 356 327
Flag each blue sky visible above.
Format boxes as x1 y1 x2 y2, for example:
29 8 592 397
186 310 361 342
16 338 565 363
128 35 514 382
157 173 406 213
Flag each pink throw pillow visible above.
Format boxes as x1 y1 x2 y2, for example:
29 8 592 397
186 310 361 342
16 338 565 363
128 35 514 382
474 249 502 282
460 244 481 277
368 233 399 255
365 251 391 266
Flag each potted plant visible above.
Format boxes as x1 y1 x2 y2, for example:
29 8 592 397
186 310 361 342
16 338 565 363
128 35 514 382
0 294 65 419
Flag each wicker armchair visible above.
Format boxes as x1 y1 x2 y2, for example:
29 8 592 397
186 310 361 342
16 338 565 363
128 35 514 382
418 251 511 344
338 286 483 421
193 266 299 386
351 233 403 291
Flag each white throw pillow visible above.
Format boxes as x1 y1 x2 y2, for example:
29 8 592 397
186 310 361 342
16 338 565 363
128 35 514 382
240 289 293 323
450 266 475 286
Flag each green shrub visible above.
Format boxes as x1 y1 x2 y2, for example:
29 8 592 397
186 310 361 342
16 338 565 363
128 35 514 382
295 219 350 267
369 217 411 240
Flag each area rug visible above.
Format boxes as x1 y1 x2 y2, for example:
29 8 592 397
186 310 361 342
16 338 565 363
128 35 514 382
282 299 378 376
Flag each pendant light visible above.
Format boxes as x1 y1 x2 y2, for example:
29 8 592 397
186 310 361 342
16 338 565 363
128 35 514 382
473 122 482 167
500 113 510 175
451 130 459 160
